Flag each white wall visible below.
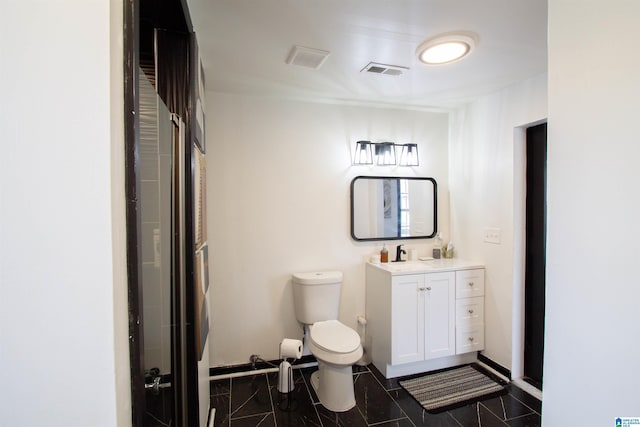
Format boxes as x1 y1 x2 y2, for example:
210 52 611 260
110 0 133 425
544 0 640 424
206 93 449 365
0 1 130 426
448 74 548 369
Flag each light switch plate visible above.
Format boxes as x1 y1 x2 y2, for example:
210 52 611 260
483 227 501 244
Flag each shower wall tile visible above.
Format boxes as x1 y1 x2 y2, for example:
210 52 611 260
160 324 171 374
142 263 161 307
140 149 159 181
141 222 159 264
145 348 162 373
143 304 162 348
140 181 160 223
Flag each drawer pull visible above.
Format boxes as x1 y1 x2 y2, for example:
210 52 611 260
468 281 474 287
418 287 432 291
468 337 474 342
468 309 474 314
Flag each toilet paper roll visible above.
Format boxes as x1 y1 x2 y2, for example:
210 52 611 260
280 338 303 359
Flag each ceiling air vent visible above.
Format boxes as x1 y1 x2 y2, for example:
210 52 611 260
286 45 330 69
361 62 409 76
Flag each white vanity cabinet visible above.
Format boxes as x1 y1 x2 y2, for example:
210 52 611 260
365 260 485 378
391 272 455 364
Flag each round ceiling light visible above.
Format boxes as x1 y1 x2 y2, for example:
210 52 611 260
416 33 476 65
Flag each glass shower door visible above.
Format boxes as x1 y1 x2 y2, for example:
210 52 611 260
138 69 187 426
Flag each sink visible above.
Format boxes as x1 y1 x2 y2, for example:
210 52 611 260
368 258 485 275
380 261 437 272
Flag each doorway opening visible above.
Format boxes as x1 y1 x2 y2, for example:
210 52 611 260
523 123 547 389
512 121 546 396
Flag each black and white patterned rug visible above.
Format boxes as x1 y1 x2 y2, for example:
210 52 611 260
399 365 507 413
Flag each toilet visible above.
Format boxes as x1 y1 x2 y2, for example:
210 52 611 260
292 271 363 412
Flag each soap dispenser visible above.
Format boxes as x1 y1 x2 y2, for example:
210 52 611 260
380 244 389 263
432 232 443 259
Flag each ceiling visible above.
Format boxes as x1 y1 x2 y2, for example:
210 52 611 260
185 0 547 109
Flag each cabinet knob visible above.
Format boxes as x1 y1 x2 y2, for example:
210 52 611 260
468 281 474 287
468 309 474 314
418 287 432 291
468 337 474 342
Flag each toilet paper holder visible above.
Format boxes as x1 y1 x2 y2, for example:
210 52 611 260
277 338 302 411
277 360 294 394
277 338 302 394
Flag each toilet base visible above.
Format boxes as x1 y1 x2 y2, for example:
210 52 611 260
309 361 356 412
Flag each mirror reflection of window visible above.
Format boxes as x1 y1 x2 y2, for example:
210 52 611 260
383 179 397 237
399 179 410 237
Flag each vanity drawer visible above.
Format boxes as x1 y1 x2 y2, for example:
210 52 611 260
456 324 485 354
456 269 485 298
456 297 484 325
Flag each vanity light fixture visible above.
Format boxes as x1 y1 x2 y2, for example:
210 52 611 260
353 140 373 165
353 141 419 166
374 142 397 166
398 143 419 166
416 33 476 65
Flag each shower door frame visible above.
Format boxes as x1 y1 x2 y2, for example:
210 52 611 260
123 0 199 425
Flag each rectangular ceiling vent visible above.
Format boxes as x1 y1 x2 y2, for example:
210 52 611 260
286 45 330 69
361 62 409 76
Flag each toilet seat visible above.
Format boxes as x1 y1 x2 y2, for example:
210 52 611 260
310 320 360 354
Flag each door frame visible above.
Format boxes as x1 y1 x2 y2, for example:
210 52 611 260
123 0 145 425
123 0 199 425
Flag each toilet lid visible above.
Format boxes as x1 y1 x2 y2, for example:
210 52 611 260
310 320 360 354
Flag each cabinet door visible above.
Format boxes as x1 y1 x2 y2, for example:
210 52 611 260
424 272 456 360
391 274 425 365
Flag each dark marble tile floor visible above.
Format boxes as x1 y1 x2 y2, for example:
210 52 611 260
210 364 542 427
145 386 174 427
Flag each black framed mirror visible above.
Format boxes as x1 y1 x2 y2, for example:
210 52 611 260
350 176 437 241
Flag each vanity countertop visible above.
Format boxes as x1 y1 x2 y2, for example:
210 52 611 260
367 259 484 275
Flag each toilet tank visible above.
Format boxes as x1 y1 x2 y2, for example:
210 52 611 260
292 271 342 324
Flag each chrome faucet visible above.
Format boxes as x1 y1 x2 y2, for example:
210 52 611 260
394 244 406 262
145 375 161 395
